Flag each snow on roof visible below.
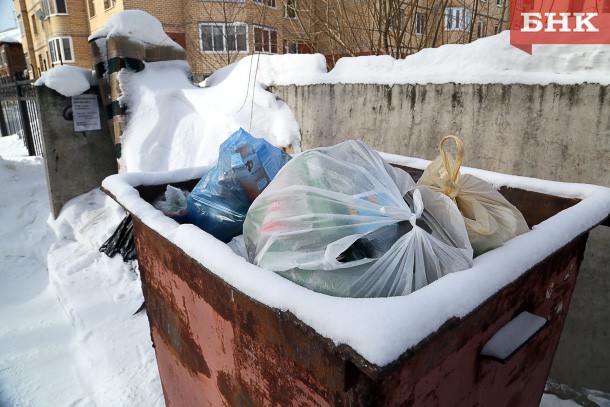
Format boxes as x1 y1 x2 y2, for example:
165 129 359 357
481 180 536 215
34 66 97 97
102 156 610 368
88 10 182 50
0 28 22 44
265 31 610 86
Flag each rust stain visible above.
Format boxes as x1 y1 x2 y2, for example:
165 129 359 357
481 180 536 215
145 285 212 378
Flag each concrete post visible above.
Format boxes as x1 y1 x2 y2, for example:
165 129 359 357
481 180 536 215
37 85 117 218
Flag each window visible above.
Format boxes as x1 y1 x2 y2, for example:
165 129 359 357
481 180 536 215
496 0 502 6
284 0 297 18
285 41 309 54
445 7 472 31
254 26 278 53
104 0 115 10
477 21 485 37
55 0 67 13
494 23 499 33
254 0 276 8
200 23 248 53
0 49 7 67
31 15 38 36
18 14 25 34
41 0 68 17
48 37 74 64
414 13 425 35
89 0 96 17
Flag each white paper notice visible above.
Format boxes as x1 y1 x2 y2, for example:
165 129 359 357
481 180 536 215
72 94 101 132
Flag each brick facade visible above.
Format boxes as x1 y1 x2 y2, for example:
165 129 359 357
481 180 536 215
0 42 27 79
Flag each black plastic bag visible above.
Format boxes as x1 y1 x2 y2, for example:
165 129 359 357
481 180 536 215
99 214 137 261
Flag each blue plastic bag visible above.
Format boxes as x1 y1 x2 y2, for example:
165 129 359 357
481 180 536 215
186 128 292 242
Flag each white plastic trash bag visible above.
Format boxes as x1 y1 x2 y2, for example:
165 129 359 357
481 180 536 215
417 135 530 256
243 140 474 297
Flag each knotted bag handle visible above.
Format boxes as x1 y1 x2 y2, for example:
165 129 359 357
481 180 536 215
439 135 464 184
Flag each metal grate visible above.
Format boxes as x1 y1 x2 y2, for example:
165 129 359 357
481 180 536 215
0 79 43 156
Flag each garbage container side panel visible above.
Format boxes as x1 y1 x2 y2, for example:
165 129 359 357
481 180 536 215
377 234 588 407
132 217 346 407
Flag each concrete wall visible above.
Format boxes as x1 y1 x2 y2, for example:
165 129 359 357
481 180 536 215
37 86 117 218
272 82 610 392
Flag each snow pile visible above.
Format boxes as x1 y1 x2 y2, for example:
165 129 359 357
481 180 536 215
0 28 21 44
0 136 163 406
266 32 610 86
88 10 182 50
34 66 97 97
103 157 610 367
0 135 28 157
201 53 327 89
118 56 306 172
47 190 163 406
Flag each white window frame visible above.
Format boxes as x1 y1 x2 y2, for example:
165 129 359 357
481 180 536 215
496 0 502 6
48 36 75 65
199 22 249 53
445 7 473 31
254 0 277 9
104 0 116 10
284 0 297 19
253 25 279 54
414 13 425 35
41 0 68 18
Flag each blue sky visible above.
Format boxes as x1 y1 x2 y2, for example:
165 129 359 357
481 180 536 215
1 0 18 33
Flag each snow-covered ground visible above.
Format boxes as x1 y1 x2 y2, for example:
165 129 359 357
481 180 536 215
0 135 163 406
1 134 609 406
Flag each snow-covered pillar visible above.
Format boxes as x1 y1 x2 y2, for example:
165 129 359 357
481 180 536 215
88 11 187 162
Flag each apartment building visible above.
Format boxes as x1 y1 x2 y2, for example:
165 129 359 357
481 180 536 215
13 0 94 78
0 28 27 80
13 0 507 80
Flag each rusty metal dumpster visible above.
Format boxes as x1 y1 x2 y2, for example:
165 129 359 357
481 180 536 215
102 157 610 407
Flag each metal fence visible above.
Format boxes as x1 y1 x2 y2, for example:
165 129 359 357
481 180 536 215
0 77 44 156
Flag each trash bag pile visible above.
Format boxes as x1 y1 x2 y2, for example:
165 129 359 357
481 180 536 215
145 132 529 298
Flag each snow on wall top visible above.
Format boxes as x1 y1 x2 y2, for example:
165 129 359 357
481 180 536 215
266 31 610 86
88 10 182 50
0 28 22 44
34 66 97 97
102 155 610 368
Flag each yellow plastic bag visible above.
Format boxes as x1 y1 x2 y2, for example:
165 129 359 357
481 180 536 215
418 135 529 256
